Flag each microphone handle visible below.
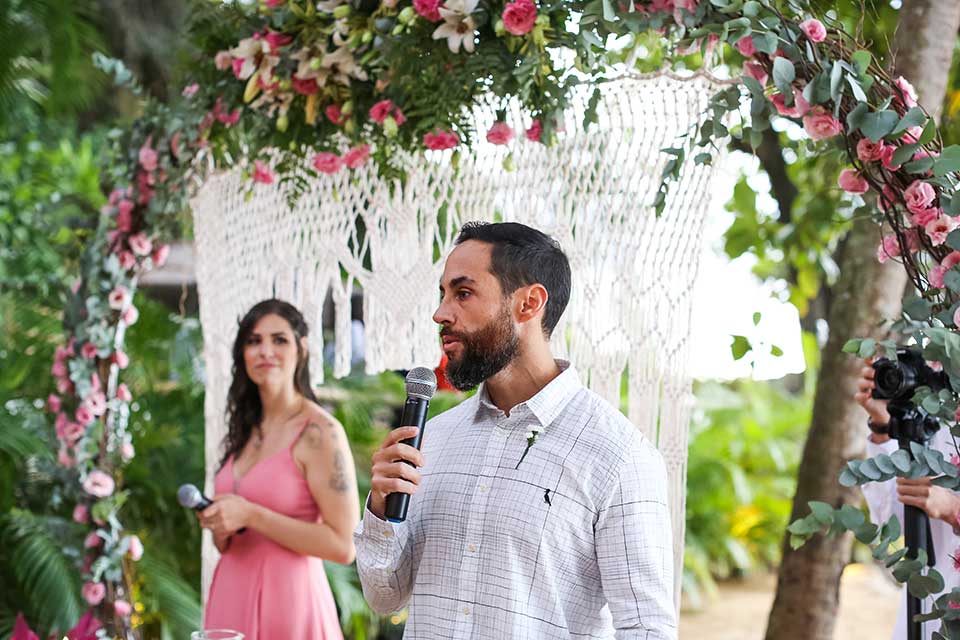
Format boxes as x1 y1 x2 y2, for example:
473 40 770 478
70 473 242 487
384 395 431 523
194 494 246 535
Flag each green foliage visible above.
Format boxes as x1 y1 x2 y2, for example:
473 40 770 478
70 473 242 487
0 509 83 638
683 371 813 607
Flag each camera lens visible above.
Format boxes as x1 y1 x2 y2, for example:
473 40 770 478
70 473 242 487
875 364 904 397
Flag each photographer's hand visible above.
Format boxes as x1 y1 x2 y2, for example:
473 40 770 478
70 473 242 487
896 477 960 528
853 358 892 443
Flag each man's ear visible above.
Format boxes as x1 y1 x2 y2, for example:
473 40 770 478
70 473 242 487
515 284 548 326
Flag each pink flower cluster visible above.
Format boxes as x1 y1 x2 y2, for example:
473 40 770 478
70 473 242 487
423 129 460 151
369 99 407 126
414 0 443 22
312 145 372 175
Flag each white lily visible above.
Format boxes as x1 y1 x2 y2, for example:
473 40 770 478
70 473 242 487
322 46 368 85
432 0 479 54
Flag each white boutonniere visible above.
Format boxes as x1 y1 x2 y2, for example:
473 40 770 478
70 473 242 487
515 425 542 469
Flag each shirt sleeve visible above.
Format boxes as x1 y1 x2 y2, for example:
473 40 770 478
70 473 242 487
353 497 416 615
595 433 677 640
860 437 903 528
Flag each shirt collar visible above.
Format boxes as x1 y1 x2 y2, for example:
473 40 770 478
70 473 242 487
475 360 582 428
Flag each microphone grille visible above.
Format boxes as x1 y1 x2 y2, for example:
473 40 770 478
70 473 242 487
405 367 437 400
177 484 202 509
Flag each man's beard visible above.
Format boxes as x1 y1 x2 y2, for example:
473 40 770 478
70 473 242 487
443 304 520 392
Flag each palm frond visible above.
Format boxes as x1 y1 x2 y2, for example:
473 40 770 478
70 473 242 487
0 509 82 636
137 551 202 638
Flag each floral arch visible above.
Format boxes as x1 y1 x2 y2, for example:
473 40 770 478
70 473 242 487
42 0 960 635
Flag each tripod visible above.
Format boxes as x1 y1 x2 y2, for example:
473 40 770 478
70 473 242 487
901 445 937 640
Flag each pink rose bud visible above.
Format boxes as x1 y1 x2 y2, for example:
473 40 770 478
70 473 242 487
116 383 133 402
114 600 133 617
84 531 102 549
153 244 171 268
112 350 130 369
486 122 515 146
837 168 869 194
47 394 62 413
799 18 826 43
81 582 106 606
127 535 144 561
73 504 89 524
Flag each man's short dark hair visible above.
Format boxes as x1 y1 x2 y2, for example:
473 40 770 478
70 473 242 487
456 221 571 337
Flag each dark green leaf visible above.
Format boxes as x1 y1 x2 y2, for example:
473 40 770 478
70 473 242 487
851 50 872 76
830 61 844 102
892 108 928 136
842 339 863 354
860 110 900 142
891 144 919 168
891 449 912 473
933 146 960 177
772 56 796 96
731 335 751 360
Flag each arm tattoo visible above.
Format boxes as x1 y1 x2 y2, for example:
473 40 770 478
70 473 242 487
329 447 350 493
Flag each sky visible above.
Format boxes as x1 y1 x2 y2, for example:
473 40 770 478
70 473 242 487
688 151 807 381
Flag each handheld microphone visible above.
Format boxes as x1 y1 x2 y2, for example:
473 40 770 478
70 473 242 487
178 483 246 534
384 367 438 523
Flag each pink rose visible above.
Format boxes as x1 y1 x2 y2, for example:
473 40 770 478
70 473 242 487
121 441 135 461
47 394 61 413
114 600 133 617
343 144 371 169
118 251 137 271
526 119 543 142
73 504 89 524
904 180 936 215
128 232 152 257
911 207 939 228
138 144 158 172
837 169 869 194
413 0 443 22
264 31 293 52
423 129 459 151
802 107 843 141
771 89 810 118
876 234 901 265
84 532 102 549
116 383 132 402
944 251 960 270
904 227 922 253
153 244 170 268
83 470 115 498
122 305 139 326
56 378 73 394
743 61 768 87
57 447 75 468
85 391 107 416
112 350 130 369
502 0 537 36
181 83 200 98
253 160 275 184
894 76 918 108
62 421 85 445
51 359 67 378
928 264 947 288
799 18 826 43
109 286 129 310
116 199 134 232
735 36 756 57
75 405 94 427
126 535 144 561
369 100 392 123
291 76 319 96
325 104 347 126
214 51 233 70
312 152 343 175
486 122 514 145
926 216 956 246
81 582 106 606
856 138 885 163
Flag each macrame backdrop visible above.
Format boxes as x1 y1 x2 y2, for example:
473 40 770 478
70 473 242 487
191 72 726 611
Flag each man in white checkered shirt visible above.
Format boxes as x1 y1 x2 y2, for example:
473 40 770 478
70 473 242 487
354 222 676 639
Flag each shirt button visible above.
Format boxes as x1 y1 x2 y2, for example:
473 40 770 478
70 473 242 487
383 530 393 538
467 543 477 553
463 607 470 616
478 485 488 493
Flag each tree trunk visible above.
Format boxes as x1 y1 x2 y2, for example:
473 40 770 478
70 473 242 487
762 1 960 638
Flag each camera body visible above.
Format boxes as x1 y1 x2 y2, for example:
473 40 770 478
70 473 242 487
871 347 949 443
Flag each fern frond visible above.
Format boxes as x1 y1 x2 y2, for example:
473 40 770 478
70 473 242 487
137 551 202 638
0 508 82 635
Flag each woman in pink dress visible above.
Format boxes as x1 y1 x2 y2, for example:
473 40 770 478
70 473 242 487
198 299 359 639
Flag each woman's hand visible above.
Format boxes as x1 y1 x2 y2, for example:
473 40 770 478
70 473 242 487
198 494 257 538
896 477 960 526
